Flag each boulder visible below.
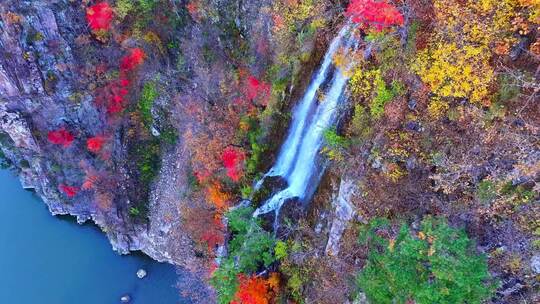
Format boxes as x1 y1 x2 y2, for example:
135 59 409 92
120 294 131 303
136 268 147 279
531 255 540 274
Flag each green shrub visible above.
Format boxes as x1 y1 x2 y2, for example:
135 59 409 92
137 138 161 185
356 217 496 304
138 0 157 13
280 259 309 303
323 127 349 148
211 207 277 303
476 180 497 204
349 104 372 142
499 181 536 205
238 116 267 178
0 149 10 169
494 74 520 103
322 127 350 161
240 185 253 199
115 0 135 19
274 240 288 260
159 125 178 145
226 207 276 272
139 82 158 128
129 206 141 216
210 259 240 304
370 78 404 119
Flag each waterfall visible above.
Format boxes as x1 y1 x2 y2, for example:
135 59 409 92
253 24 358 224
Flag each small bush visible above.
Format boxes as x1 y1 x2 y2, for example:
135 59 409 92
137 138 161 185
494 74 520 103
348 104 372 142
476 180 497 204
227 207 276 272
274 240 288 260
211 207 277 303
210 259 240 304
139 82 158 128
356 217 496 304
322 127 350 161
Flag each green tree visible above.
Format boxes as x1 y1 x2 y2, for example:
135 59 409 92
357 217 496 304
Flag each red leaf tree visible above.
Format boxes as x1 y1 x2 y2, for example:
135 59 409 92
120 48 146 72
48 128 75 148
231 275 273 304
221 146 245 182
59 184 79 198
86 136 106 153
345 0 404 31
245 76 271 106
86 2 113 31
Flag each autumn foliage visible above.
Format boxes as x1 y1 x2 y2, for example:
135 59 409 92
245 76 271 105
86 136 106 153
201 213 226 251
207 182 230 209
86 2 113 31
346 0 404 31
59 184 79 198
222 146 245 182
93 48 144 115
94 80 129 114
48 128 75 148
231 274 279 304
120 48 146 72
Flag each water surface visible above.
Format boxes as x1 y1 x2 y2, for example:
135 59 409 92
0 169 183 304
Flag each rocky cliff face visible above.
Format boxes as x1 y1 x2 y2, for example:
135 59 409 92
0 0 331 268
0 0 187 264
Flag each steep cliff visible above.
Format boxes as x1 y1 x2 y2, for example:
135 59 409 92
0 0 335 273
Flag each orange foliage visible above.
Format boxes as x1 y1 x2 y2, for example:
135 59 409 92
181 96 241 181
206 182 230 209
232 274 280 304
201 213 226 251
181 197 226 255
94 191 113 210
82 173 99 190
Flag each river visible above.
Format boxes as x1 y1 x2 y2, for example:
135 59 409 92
0 169 185 303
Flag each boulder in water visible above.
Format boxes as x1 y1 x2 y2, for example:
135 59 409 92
120 294 131 303
136 268 147 279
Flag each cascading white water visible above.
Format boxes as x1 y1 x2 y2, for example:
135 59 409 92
253 24 358 223
267 24 351 178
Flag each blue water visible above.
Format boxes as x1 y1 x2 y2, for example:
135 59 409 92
0 169 183 304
